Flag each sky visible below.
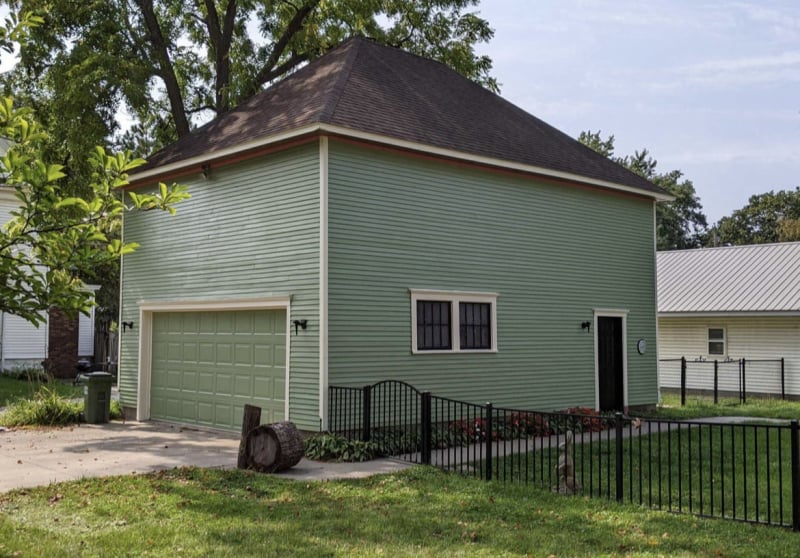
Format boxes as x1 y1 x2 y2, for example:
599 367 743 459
0 1 796 223
474 0 799 223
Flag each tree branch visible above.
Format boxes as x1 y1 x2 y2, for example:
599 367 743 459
134 0 191 137
250 0 319 93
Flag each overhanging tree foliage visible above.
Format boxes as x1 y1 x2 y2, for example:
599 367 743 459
0 95 189 325
2 0 496 152
579 130 708 250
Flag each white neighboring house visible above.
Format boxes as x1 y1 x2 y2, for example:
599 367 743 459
657 242 800 398
0 181 97 375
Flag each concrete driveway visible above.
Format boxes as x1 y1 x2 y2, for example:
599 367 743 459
0 420 411 492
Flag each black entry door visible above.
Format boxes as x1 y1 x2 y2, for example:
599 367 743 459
597 316 624 411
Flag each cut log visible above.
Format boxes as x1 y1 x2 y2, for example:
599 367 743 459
245 421 304 473
237 404 262 469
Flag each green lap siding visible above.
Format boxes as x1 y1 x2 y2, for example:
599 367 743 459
120 143 321 430
326 141 658 410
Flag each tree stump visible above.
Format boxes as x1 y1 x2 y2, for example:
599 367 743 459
245 421 304 473
237 404 262 470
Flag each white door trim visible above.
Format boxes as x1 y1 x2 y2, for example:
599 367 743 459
593 308 629 411
136 296 292 422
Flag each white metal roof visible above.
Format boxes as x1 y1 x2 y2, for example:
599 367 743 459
657 242 800 314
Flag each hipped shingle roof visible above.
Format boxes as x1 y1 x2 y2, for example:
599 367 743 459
138 37 664 198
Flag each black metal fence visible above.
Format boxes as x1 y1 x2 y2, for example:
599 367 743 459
329 380 800 530
659 357 786 405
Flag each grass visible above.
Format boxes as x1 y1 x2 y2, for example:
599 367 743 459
1 466 798 557
0 374 82 407
649 393 800 421
0 376 122 426
493 422 793 526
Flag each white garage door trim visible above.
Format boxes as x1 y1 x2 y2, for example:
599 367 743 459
136 296 292 422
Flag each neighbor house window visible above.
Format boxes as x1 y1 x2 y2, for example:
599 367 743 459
708 328 726 355
410 290 497 353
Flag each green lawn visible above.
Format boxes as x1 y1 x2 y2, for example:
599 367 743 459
0 375 83 407
649 393 800 421
0 466 797 557
493 422 793 526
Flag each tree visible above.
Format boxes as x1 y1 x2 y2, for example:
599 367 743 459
578 131 708 250
711 188 800 246
0 95 189 325
2 0 496 151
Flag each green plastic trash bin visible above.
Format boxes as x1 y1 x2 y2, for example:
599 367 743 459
83 371 113 424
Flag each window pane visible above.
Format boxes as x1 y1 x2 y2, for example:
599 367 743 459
459 302 491 350
709 341 725 355
708 328 725 340
417 301 451 350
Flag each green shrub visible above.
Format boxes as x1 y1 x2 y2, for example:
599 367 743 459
0 386 82 426
110 399 123 421
304 433 381 462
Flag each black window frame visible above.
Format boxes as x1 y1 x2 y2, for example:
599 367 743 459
459 301 492 350
416 300 452 351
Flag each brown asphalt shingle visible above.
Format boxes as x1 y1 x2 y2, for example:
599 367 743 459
139 37 663 196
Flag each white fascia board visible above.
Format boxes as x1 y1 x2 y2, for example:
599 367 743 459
658 311 800 318
321 124 674 202
128 124 324 183
129 122 672 202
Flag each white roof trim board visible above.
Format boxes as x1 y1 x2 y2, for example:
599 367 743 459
657 242 800 314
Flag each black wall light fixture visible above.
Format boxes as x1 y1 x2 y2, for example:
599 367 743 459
581 321 591 333
122 321 135 332
202 164 211 179
293 319 308 335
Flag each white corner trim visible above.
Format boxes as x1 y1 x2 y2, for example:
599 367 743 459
319 136 329 430
410 289 498 354
135 296 292 422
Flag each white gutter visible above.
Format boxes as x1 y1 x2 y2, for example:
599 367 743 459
129 123 674 202
659 311 800 318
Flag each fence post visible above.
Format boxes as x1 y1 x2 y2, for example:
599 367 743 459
485 403 493 482
791 420 800 532
421 392 432 465
362 384 372 442
713 360 719 404
680 357 687 406
615 412 623 503
781 358 786 400
741 358 747 405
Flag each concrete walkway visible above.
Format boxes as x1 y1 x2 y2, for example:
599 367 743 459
0 421 412 493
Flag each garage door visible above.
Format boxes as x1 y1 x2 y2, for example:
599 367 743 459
150 309 286 430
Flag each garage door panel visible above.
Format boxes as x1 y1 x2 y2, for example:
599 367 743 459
182 370 198 391
151 309 287 430
198 372 214 392
198 343 215 363
234 343 252 365
216 343 232 364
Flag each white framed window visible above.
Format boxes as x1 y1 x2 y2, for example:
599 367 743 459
708 328 726 356
410 289 498 354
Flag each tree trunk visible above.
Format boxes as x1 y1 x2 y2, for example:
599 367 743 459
245 421 304 473
237 404 262 469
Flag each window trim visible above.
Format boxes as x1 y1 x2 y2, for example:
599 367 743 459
708 327 726 356
410 289 498 354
